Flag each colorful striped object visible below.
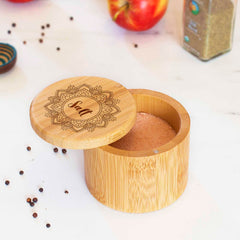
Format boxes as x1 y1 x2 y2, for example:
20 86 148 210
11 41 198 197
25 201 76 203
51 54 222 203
0 43 17 74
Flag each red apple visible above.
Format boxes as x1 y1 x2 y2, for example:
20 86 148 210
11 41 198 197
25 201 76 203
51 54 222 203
7 0 34 3
108 0 169 31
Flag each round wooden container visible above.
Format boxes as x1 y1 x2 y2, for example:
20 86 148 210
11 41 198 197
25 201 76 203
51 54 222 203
0 43 17 74
84 89 190 213
30 77 190 213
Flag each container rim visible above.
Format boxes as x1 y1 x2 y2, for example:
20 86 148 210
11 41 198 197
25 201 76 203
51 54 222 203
100 89 190 157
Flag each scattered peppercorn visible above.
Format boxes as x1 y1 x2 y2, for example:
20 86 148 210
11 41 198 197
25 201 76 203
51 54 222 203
41 32 45 37
39 39 43 43
134 44 138 48
30 202 35 207
56 47 60 51
12 23 16 27
32 212 38 218
27 146 31 151
5 180 10 186
46 223 51 228
19 170 24 175
64 190 69 194
26 198 31 203
46 23 50 28
62 149 67 154
7 30 11 34
33 197 38 203
23 41 27 45
53 147 58 153
41 25 45 30
39 187 44 193
70 16 74 21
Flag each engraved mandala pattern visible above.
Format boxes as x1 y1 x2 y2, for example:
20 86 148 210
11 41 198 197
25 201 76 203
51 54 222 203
44 84 121 132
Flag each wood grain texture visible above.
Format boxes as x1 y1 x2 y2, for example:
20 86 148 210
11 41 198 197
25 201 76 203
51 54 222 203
84 89 190 213
0 43 17 74
30 76 136 149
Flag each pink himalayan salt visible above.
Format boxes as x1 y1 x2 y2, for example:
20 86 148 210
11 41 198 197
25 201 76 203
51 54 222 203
111 112 176 151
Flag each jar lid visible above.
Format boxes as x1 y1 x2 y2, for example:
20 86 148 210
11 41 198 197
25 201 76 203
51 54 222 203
30 76 136 149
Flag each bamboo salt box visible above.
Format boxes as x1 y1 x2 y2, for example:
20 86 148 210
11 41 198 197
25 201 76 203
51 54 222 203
30 76 190 213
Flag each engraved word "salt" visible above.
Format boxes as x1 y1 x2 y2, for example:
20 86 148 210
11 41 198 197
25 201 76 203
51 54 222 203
68 101 93 117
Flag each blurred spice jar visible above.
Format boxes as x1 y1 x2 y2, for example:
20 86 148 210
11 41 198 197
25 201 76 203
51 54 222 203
183 0 238 61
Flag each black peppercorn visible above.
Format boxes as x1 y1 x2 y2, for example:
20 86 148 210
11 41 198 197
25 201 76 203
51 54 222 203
53 147 58 153
5 180 10 186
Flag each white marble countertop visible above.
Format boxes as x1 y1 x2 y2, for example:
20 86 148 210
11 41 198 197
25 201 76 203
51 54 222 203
0 0 240 239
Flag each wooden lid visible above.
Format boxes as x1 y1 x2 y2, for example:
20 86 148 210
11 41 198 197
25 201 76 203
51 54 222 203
30 76 136 149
